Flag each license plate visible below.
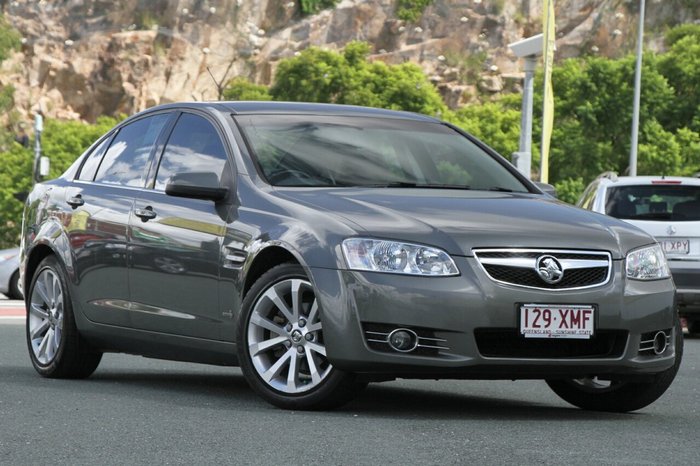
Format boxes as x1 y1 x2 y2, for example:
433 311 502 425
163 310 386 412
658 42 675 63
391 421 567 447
661 238 690 255
520 304 595 339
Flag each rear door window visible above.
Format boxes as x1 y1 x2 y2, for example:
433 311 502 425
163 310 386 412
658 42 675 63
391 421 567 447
154 113 230 191
94 114 169 187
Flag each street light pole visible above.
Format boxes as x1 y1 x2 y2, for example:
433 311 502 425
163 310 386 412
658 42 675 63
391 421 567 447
629 0 646 177
32 117 42 184
508 34 543 180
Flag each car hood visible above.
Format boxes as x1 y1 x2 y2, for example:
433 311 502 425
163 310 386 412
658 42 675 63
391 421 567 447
274 188 654 259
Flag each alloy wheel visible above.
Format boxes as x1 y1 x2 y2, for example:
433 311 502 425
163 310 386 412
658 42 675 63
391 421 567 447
28 269 64 365
247 278 331 394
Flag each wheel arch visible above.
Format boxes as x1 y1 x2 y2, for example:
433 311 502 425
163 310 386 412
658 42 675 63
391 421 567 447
24 243 57 297
23 221 75 300
243 245 300 298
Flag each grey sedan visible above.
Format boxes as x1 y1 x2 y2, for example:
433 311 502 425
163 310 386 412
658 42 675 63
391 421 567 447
20 102 681 411
0 247 21 299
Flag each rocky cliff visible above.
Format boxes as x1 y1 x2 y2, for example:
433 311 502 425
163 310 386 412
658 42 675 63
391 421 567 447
1 0 698 122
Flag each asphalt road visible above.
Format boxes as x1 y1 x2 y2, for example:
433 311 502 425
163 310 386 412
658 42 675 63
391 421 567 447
1 315 698 465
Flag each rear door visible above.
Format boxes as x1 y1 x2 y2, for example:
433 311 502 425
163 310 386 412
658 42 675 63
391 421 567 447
64 113 172 326
127 111 234 339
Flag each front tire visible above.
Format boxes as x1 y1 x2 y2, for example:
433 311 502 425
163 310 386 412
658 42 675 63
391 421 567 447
546 317 683 412
26 256 102 378
237 263 363 410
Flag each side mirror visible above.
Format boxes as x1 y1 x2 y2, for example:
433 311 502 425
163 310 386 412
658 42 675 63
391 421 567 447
165 172 229 202
534 181 557 198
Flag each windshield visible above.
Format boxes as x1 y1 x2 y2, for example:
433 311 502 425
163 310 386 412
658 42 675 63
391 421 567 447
236 115 530 192
605 184 700 221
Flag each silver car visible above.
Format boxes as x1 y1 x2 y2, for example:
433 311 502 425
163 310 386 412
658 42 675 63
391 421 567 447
20 102 681 411
578 173 700 335
0 247 22 299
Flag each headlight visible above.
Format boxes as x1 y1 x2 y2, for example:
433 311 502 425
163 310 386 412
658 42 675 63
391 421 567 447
626 244 670 280
342 238 459 276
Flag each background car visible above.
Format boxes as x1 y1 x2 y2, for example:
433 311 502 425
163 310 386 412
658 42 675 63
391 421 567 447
578 173 700 334
0 247 22 299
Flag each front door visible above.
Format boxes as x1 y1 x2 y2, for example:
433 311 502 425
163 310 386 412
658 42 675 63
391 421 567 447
128 112 234 340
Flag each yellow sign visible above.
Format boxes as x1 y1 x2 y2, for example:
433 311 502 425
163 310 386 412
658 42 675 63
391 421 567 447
541 0 555 183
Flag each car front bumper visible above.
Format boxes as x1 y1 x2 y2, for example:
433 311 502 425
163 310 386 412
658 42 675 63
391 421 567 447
669 260 700 315
310 257 677 380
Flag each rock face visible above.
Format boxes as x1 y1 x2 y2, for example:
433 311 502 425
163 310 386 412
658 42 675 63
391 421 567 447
0 0 697 122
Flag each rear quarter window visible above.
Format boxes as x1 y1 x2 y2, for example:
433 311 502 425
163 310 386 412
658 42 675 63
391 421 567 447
77 135 113 181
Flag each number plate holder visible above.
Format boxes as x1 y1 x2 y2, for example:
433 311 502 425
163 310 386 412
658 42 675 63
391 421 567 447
661 238 690 255
519 304 595 339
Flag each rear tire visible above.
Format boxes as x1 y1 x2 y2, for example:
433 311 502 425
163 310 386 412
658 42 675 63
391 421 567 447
26 256 102 379
687 319 700 335
8 270 22 300
237 263 364 410
546 317 683 412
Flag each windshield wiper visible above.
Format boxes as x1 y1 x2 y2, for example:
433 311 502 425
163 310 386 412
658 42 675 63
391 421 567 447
354 182 472 190
485 186 515 192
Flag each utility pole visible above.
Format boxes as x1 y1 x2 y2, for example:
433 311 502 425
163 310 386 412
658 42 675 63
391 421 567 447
629 0 646 177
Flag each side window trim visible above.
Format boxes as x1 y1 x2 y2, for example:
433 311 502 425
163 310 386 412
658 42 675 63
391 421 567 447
144 111 180 189
149 109 236 192
92 129 121 184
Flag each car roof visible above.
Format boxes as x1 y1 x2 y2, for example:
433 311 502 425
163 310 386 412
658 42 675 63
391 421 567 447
139 101 441 123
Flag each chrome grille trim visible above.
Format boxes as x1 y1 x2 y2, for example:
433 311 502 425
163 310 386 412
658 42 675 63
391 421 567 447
639 330 671 354
472 248 613 291
364 330 450 350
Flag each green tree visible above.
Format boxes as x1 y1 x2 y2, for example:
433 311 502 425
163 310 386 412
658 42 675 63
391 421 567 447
658 25 700 132
0 143 32 248
396 0 433 22
0 14 20 62
270 41 446 115
222 77 272 101
533 53 678 187
446 101 521 158
675 127 700 176
299 0 338 15
553 177 586 205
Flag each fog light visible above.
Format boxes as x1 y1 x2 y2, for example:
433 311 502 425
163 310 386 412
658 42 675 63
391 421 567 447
388 329 418 352
653 331 668 355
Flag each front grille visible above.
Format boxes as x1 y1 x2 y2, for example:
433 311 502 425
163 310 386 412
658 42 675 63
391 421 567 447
474 328 628 359
483 265 608 289
473 249 612 290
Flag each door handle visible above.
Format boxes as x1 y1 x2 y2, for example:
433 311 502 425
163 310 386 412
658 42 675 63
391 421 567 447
134 207 157 221
67 195 84 208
